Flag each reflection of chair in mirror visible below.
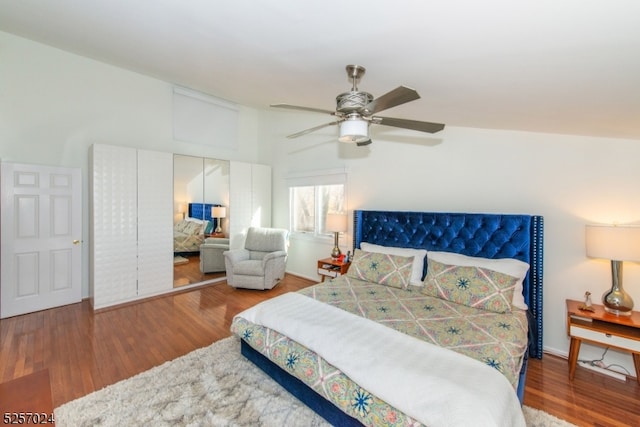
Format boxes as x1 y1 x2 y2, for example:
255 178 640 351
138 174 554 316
223 227 288 290
199 238 230 273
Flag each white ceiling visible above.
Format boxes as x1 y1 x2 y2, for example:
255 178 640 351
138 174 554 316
2 0 639 140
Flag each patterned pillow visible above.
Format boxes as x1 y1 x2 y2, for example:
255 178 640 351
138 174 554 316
346 249 413 289
184 221 203 235
421 258 518 313
174 220 190 233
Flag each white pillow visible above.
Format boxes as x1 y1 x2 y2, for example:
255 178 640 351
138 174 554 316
360 242 427 286
185 217 205 224
426 251 530 310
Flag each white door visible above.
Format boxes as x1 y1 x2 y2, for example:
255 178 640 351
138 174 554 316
90 144 138 308
229 161 272 250
229 161 252 249
137 149 173 296
1 162 82 318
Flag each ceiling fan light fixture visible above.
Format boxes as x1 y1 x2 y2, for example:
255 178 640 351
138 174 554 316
338 117 369 143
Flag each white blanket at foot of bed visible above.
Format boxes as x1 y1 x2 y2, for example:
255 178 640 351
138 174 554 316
236 292 525 427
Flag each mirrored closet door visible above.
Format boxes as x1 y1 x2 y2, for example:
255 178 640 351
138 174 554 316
173 155 230 287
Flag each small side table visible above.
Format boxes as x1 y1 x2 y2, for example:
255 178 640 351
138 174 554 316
566 299 640 384
206 232 226 238
317 258 351 282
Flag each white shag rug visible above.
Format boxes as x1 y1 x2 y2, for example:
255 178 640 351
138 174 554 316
55 336 576 427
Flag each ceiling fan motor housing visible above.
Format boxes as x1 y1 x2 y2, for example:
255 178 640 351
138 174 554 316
336 91 374 114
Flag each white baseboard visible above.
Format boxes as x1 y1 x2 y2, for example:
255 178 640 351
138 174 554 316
543 346 631 381
577 361 627 381
285 270 319 282
542 346 568 358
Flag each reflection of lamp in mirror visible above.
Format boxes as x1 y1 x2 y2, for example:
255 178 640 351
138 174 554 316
326 213 348 259
212 206 226 234
178 203 187 220
585 224 640 316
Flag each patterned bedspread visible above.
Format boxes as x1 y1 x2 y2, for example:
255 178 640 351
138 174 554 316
173 231 203 253
231 275 528 426
300 275 529 387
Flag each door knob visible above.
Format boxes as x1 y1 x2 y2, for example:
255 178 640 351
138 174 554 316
73 239 80 245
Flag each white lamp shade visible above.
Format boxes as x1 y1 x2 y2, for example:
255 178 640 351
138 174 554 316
211 206 226 218
338 118 369 143
585 224 640 261
326 213 348 232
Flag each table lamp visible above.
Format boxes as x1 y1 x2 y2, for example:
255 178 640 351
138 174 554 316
212 206 226 234
585 224 640 316
326 213 348 259
178 203 187 220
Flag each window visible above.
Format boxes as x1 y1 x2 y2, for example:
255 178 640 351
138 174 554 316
290 184 345 235
287 169 346 237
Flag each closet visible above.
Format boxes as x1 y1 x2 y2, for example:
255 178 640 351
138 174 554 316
90 144 271 310
90 144 173 309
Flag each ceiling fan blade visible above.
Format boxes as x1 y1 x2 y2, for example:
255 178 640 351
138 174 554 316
271 103 336 115
286 120 342 138
374 116 445 133
356 139 372 147
362 86 420 115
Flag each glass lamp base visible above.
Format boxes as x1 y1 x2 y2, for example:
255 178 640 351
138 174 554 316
602 288 634 316
603 306 632 316
331 247 342 259
330 232 341 259
602 260 634 316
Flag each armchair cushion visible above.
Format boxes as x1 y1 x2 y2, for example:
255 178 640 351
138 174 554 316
233 260 265 276
244 227 288 253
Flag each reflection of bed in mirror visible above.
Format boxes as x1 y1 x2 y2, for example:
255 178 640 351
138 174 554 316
173 203 221 254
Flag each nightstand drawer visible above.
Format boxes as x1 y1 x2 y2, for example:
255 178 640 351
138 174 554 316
317 258 351 282
318 267 341 278
570 325 640 352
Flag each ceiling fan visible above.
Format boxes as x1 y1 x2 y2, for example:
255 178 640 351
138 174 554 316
271 65 445 146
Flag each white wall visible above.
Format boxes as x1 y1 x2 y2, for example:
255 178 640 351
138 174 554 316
263 108 640 377
0 31 265 299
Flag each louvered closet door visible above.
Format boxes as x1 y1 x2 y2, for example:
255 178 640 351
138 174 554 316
137 149 173 296
229 161 272 250
251 163 271 227
229 161 252 249
91 144 138 308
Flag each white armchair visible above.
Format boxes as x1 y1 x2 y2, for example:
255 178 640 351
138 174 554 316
199 237 230 273
223 227 288 290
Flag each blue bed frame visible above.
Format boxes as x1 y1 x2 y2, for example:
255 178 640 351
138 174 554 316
241 210 544 425
188 202 222 230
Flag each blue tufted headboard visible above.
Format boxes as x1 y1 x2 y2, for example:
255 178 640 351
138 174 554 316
188 203 223 229
353 210 544 360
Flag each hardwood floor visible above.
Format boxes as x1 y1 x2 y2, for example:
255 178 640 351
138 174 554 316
173 253 225 287
524 353 640 426
1 274 639 426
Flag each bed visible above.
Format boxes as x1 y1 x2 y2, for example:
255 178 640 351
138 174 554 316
173 203 221 254
231 210 543 426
